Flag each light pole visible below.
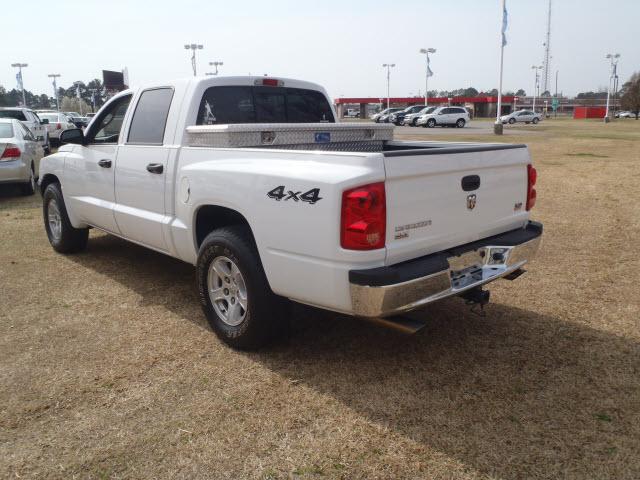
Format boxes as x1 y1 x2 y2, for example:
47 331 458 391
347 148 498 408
208 61 223 76
184 43 204 76
604 53 620 122
419 48 435 107
48 74 61 111
531 65 543 113
11 63 28 107
382 63 395 110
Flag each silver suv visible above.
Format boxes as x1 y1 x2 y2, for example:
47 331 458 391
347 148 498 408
416 106 470 128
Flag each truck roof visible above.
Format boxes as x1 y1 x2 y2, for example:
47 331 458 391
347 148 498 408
116 75 329 100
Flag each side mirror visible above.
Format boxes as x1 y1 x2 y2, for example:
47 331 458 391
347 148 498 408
41 119 49 125
60 128 85 146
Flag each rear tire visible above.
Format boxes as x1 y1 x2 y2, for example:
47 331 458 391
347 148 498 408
196 226 288 350
21 165 36 196
456 119 466 128
43 182 89 253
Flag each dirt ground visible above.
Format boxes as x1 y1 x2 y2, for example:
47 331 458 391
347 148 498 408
1 119 639 479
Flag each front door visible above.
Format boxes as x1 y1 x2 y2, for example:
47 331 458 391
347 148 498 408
63 94 132 233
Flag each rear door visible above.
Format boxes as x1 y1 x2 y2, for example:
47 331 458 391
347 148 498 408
114 87 174 251
383 145 531 264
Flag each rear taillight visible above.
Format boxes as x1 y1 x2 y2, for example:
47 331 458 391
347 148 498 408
341 182 386 250
56 123 61 130
1 144 21 160
526 164 537 211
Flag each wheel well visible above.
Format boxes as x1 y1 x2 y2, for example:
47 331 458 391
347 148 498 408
195 205 253 248
39 173 59 195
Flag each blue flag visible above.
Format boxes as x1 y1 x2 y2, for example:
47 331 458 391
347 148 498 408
502 1 508 47
16 71 23 90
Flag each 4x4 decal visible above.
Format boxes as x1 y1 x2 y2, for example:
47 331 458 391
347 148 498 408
267 186 322 204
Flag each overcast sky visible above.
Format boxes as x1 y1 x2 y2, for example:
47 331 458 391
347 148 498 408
1 0 638 100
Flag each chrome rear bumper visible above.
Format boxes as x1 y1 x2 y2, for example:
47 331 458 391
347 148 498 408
349 222 542 317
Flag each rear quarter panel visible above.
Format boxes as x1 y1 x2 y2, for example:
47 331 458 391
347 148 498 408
173 148 386 313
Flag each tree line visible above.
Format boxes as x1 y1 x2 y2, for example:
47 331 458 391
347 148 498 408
0 79 108 111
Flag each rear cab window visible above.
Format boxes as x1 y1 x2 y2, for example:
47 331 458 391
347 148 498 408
127 87 174 144
196 86 334 125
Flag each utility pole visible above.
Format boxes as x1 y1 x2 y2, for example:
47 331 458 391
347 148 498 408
11 63 28 107
542 0 552 94
554 70 558 118
184 43 204 76
604 53 620 122
382 63 395 110
531 65 543 112
48 74 61 111
419 48 435 107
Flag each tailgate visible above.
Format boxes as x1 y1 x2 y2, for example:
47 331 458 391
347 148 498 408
384 144 531 265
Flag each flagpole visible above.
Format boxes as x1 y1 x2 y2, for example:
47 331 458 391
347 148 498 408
494 0 506 135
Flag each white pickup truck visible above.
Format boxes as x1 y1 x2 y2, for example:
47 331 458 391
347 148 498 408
39 76 542 349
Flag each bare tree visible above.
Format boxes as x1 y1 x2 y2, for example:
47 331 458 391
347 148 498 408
620 72 640 119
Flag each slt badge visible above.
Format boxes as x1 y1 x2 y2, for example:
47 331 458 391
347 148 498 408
467 194 477 210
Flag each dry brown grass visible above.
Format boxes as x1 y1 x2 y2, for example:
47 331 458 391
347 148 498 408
1 119 639 479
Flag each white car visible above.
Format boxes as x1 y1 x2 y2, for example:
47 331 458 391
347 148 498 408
417 106 470 128
36 112 76 145
404 106 436 127
500 110 542 125
0 107 50 153
39 75 542 349
0 119 44 195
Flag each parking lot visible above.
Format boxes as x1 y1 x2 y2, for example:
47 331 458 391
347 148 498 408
1 118 639 479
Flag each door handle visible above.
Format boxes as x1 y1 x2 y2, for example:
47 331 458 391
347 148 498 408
146 163 164 174
98 159 112 168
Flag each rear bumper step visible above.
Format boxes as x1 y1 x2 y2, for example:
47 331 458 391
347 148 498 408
349 221 542 317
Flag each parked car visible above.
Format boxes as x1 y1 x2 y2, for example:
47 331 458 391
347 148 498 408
0 119 44 195
403 106 437 126
500 110 542 125
615 111 633 118
40 75 542 349
36 112 77 146
389 105 429 126
377 107 404 123
69 116 89 128
86 112 96 119
372 107 402 123
417 106 470 128
0 107 51 154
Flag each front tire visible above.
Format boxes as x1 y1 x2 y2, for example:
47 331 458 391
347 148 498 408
43 183 89 253
197 226 287 350
508 118 516 124
532 117 539 124
427 119 436 128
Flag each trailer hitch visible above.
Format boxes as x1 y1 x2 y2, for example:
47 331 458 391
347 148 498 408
461 287 490 317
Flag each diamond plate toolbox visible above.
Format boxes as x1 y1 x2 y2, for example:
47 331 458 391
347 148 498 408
185 123 394 151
